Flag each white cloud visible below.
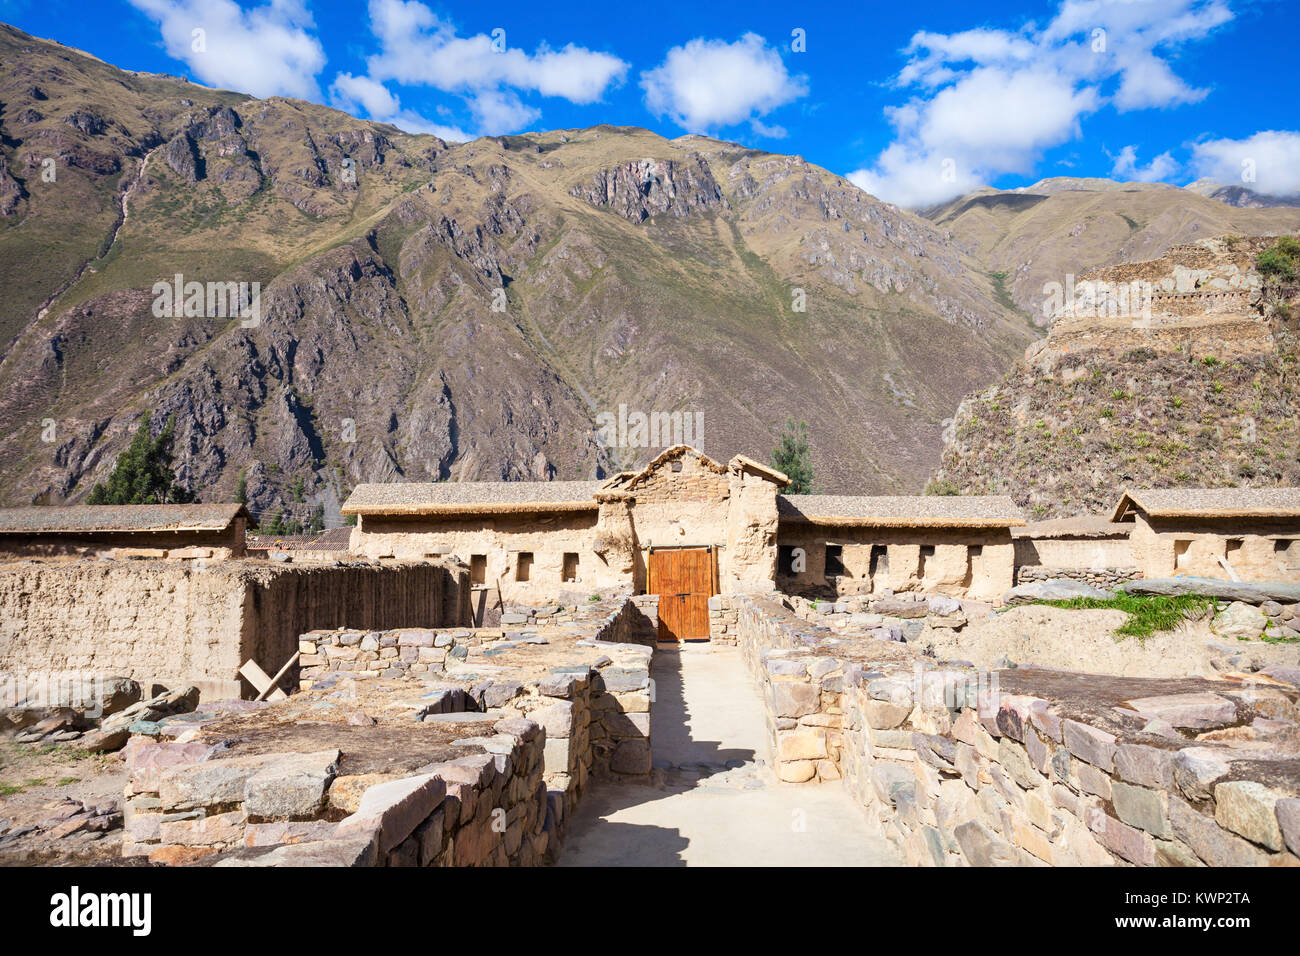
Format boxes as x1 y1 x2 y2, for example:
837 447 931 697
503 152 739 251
849 0 1233 208
127 0 325 99
330 73 471 141
640 33 808 135
1191 131 1300 197
334 0 627 138
1110 144 1179 182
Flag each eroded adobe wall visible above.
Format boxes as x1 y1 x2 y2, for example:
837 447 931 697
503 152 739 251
353 512 628 604
0 560 467 699
0 524 245 560
1131 514 1300 582
776 525 1015 601
625 453 731 589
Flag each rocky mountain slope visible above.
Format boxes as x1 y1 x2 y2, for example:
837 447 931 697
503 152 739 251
923 178 1300 324
928 235 1300 518
0 24 1040 520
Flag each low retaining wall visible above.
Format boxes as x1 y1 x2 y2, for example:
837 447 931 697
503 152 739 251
737 592 1300 867
121 595 660 866
1016 565 1143 588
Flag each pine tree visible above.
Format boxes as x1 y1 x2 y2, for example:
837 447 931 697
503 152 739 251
770 418 815 495
87 413 196 505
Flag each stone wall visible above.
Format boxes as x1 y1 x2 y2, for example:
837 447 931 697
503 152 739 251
0 559 467 699
120 595 661 866
708 594 739 645
734 593 1300 867
1015 565 1143 588
121 718 555 867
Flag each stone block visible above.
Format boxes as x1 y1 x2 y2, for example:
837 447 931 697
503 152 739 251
771 681 820 719
336 773 447 854
1168 795 1267 866
1121 693 1237 730
1214 781 1285 851
1278 799 1300 857
1172 747 1232 801
1063 720 1117 772
1114 743 1176 790
610 739 650 775
777 731 827 762
1112 781 1171 838
243 750 339 821
1085 807 1155 865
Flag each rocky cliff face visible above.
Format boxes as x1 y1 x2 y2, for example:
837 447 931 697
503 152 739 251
928 236 1300 518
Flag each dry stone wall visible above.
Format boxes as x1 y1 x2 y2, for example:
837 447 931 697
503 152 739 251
735 593 1300 867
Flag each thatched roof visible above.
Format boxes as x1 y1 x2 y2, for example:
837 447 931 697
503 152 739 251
778 495 1025 528
0 503 247 534
246 527 353 550
1112 487 1300 522
1013 515 1130 539
341 481 605 516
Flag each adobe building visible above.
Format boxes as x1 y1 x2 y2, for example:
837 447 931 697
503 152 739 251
0 503 249 560
342 445 1026 636
1112 487 1300 581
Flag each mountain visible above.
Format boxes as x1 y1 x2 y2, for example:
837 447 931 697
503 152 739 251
1184 179 1300 209
0 24 1039 520
927 235 1300 519
921 177 1300 325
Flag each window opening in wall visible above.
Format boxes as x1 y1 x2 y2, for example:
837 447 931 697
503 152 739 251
868 544 888 579
470 554 486 585
778 545 798 576
516 552 533 582
1174 539 1192 569
562 552 579 583
825 544 845 577
671 460 683 472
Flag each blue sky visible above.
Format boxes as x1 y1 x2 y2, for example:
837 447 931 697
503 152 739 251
3 0 1297 206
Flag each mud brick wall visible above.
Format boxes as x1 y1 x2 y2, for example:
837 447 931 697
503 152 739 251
733 592 1300 867
0 560 467 699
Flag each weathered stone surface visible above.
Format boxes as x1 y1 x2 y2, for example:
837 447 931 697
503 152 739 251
1154 839 1204 867
1277 799 1300 857
219 836 378 867
954 820 1017 866
1123 577 1300 604
1115 743 1176 790
1003 580 1114 605
158 753 275 811
1063 720 1117 772
1086 807 1155 865
1112 781 1171 838
777 731 827 762
1169 795 1267 866
1121 693 1236 729
771 681 820 719
610 738 650 775
863 699 910 729
336 773 446 854
1172 747 1232 801
243 750 339 821
1211 602 1267 641
778 760 816 783
1213 781 1285 851
531 701 574 738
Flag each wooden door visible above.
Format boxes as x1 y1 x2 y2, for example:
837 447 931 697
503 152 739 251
649 547 713 642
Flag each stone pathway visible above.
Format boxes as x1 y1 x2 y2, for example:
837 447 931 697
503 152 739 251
557 643 902 866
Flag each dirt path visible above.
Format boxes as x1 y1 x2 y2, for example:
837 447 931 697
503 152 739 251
557 644 900 867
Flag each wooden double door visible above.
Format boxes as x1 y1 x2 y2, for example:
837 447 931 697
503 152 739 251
648 546 715 642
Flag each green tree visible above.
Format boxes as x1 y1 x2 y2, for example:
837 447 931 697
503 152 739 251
770 418 815 494
87 413 195 505
233 470 248 505
308 503 325 534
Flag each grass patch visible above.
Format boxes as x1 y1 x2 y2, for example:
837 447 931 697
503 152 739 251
0 782 25 797
1023 592 1218 639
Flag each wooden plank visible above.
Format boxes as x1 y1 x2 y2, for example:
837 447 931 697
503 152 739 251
258 651 301 702
238 659 288 702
